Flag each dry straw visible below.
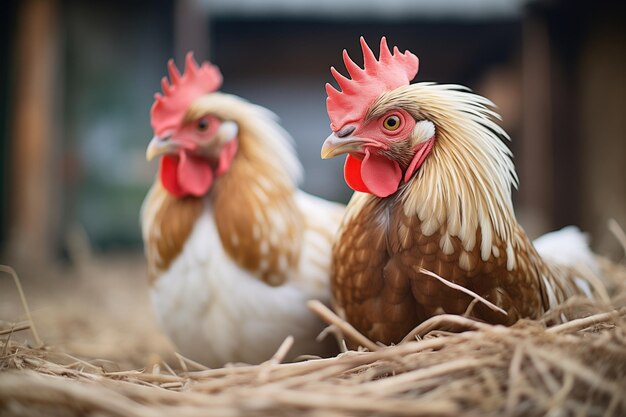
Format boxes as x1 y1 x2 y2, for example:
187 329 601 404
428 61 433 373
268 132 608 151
1 226 626 417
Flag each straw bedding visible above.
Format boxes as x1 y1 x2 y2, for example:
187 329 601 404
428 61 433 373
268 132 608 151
1 256 625 417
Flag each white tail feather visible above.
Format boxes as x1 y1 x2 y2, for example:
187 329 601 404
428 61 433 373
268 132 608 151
533 226 598 298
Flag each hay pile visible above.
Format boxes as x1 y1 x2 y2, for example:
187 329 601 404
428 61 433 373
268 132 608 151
1 258 625 417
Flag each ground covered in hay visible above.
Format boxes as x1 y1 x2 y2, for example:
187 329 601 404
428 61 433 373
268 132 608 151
1 252 625 417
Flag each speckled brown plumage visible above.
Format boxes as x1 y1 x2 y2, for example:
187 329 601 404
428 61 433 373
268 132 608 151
331 189 583 345
212 147 304 287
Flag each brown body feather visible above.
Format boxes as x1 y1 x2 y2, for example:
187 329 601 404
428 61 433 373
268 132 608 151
331 191 586 344
142 185 203 283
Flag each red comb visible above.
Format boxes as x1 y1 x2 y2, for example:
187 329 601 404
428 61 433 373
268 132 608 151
151 52 222 135
326 37 419 131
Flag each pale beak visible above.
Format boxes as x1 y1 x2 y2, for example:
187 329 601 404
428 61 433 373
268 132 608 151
321 133 372 159
146 134 177 161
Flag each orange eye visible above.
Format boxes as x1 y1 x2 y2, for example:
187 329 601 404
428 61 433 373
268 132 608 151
197 118 210 132
383 115 401 131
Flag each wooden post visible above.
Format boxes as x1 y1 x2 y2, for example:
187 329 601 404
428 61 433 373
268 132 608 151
518 13 553 237
7 0 60 264
174 0 210 63
579 16 626 256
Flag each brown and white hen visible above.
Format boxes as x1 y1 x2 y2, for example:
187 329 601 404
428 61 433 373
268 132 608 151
321 37 596 345
141 53 344 366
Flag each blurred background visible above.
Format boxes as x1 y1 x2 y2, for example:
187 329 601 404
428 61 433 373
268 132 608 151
0 0 624 267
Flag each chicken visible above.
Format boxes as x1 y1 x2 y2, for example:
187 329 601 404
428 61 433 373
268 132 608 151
320 37 595 345
141 53 344 366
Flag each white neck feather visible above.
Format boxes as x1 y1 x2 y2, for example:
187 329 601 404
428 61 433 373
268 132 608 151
396 83 519 261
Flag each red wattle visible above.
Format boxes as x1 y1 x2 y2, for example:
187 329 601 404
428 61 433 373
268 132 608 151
159 151 214 197
343 149 402 198
160 155 186 197
178 152 214 196
360 149 402 198
344 154 370 193
159 135 240 197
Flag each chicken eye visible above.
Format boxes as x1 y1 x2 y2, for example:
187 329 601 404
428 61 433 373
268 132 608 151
383 115 401 131
197 118 210 132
